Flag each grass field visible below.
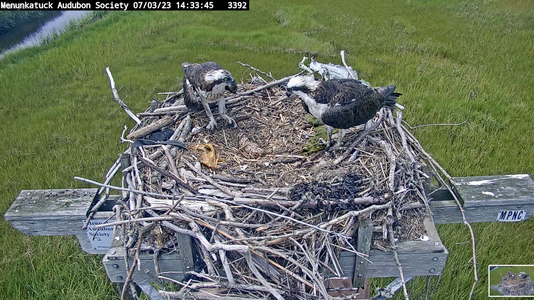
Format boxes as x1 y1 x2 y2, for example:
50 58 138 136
0 1 533 299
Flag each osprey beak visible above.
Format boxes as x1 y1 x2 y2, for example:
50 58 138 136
225 80 238 94
286 88 293 97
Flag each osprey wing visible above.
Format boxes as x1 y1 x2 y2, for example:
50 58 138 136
183 77 202 110
320 80 387 129
182 63 205 89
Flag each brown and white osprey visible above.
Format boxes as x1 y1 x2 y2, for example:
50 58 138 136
286 75 401 148
182 62 238 131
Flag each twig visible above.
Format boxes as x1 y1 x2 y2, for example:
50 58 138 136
237 61 276 81
402 125 478 300
227 74 297 99
74 176 188 199
138 156 198 194
105 67 142 125
403 94 473 130
92 216 177 229
388 223 410 300
182 158 238 197
340 50 357 80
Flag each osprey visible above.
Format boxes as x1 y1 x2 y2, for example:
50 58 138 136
182 62 238 131
286 75 401 148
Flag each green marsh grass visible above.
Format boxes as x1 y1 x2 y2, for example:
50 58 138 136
0 1 533 299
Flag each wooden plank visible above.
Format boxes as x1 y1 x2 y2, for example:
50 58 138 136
454 174 534 202
103 248 195 283
431 174 534 224
4 189 97 220
325 277 360 298
339 217 448 278
353 218 372 287
4 189 98 235
102 220 195 284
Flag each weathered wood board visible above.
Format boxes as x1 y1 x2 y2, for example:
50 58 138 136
430 174 534 224
353 218 373 287
3 188 108 254
102 219 195 284
339 217 448 278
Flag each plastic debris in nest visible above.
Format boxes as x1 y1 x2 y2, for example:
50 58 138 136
298 56 371 87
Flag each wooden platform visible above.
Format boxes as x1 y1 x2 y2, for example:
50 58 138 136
3 173 534 297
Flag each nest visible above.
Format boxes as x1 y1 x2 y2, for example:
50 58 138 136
492 271 534 296
92 70 434 299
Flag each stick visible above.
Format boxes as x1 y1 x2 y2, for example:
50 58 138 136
182 158 238 197
402 125 478 300
126 115 175 140
74 176 187 199
237 61 276 81
395 110 415 163
226 74 297 99
105 67 142 125
388 223 410 300
243 251 285 300
369 137 396 192
403 92 473 129
152 105 188 114
340 50 357 80
138 156 198 194
320 202 391 229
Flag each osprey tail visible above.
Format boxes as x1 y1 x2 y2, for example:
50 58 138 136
377 85 401 108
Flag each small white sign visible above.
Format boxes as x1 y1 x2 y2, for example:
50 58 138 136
496 210 527 222
84 219 114 250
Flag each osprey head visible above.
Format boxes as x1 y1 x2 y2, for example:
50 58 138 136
181 62 191 70
286 75 319 97
204 69 238 94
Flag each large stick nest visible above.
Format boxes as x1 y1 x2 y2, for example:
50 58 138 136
105 67 433 299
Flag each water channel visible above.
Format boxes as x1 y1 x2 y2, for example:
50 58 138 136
0 11 91 58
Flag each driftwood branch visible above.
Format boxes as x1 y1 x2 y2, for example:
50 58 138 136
126 115 175 140
105 67 142 125
237 61 276 81
401 124 478 300
227 74 297 99
340 50 357 80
